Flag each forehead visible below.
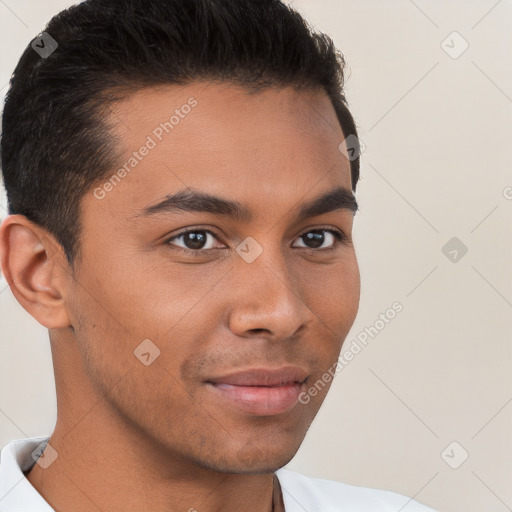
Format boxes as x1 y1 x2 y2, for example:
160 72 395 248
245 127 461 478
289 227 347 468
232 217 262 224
85 82 352 224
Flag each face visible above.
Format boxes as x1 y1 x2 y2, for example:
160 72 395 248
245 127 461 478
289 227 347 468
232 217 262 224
66 82 360 473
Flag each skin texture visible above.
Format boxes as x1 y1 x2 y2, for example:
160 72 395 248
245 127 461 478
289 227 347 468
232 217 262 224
0 81 360 512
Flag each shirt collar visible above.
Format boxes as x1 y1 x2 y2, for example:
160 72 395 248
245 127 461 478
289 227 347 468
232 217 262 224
0 436 55 511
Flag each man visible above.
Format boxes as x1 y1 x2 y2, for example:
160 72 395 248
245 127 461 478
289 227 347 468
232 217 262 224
0 0 437 510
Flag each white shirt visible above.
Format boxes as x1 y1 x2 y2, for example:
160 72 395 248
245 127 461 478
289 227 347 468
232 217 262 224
0 436 438 511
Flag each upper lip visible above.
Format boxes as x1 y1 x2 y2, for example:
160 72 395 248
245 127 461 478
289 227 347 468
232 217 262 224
207 366 309 387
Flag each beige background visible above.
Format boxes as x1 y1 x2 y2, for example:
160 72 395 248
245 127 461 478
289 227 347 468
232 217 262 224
1 2 511 511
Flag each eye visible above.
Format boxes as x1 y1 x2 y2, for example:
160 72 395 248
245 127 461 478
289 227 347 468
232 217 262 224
292 229 348 251
165 227 349 256
166 229 224 253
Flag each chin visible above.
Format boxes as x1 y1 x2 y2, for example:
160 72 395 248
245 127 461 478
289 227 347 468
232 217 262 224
199 456 295 475
193 435 303 474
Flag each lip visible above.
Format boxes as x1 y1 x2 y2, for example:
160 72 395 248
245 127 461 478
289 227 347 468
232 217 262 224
205 366 309 416
207 366 309 387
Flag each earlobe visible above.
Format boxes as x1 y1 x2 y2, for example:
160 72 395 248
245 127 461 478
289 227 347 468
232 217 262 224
0 214 72 329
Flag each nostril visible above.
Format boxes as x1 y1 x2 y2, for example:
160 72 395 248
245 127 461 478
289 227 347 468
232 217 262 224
250 329 266 334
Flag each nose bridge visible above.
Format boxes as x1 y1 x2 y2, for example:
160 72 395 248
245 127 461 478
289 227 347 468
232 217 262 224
228 235 314 338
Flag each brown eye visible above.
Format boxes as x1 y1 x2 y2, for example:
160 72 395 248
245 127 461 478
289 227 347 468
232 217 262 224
292 229 346 250
165 227 348 257
166 229 224 253
178 231 208 250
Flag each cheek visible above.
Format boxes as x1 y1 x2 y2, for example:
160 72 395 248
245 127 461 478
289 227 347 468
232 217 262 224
297 260 360 408
69 259 213 397
303 254 360 330
69 285 134 394
305 257 361 383
70 284 196 435
340 256 361 323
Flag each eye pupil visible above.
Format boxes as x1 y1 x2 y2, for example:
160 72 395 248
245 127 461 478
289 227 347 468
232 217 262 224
303 231 325 249
184 231 207 250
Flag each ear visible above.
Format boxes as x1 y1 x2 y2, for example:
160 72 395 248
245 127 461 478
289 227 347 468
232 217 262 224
0 214 72 329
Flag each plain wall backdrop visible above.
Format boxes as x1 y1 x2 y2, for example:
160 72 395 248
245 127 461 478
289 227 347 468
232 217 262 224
1 1 511 511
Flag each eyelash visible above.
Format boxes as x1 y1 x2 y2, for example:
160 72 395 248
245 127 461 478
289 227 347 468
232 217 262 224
164 227 349 256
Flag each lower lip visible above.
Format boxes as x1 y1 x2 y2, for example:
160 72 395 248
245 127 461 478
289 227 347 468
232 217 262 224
207 382 304 416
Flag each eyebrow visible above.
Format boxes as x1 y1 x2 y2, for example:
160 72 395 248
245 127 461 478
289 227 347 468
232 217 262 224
132 186 358 222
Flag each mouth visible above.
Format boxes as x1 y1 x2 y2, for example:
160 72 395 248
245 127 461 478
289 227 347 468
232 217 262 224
205 366 309 416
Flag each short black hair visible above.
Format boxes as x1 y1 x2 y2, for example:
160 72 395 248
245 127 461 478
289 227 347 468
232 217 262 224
1 0 361 271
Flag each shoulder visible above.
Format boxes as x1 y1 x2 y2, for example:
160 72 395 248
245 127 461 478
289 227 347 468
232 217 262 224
275 468 438 512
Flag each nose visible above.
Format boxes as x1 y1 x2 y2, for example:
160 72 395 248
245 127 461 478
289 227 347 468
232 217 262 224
227 244 317 341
